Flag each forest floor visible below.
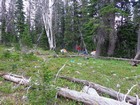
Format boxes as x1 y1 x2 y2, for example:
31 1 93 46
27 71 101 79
0 45 140 105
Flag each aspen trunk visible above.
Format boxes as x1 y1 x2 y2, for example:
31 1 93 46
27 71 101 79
40 0 56 50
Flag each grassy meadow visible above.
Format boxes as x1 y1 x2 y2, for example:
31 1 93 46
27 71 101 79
0 45 140 105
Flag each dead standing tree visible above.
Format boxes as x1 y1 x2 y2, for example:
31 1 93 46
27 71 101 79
38 0 56 50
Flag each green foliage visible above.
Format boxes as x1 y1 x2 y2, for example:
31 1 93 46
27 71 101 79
1 45 140 104
100 4 129 16
63 2 80 50
100 4 116 15
2 50 11 58
14 43 21 51
0 82 14 93
28 63 55 105
1 19 7 44
115 23 137 58
83 19 99 50
46 57 140 104
38 29 49 50
0 51 20 61
21 24 33 48
15 0 25 41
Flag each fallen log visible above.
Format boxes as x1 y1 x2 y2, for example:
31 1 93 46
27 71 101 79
59 76 139 105
82 86 99 96
58 87 132 105
1 73 30 86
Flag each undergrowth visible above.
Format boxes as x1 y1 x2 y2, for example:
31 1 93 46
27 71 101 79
0 45 140 105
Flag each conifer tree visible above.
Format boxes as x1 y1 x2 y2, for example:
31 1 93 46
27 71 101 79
15 0 25 47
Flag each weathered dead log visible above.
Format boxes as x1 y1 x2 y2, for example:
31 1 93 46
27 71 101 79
82 86 100 96
1 73 30 86
58 88 132 105
59 76 139 105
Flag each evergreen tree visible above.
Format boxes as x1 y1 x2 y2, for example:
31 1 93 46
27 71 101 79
133 1 140 52
15 0 25 45
1 0 7 44
22 24 33 48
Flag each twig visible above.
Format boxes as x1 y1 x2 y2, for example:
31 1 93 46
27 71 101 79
117 89 122 101
54 92 58 105
123 84 137 102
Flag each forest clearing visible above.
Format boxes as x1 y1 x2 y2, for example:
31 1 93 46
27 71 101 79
1 0 140 104
0 45 140 105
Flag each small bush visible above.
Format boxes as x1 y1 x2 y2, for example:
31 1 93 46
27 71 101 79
2 51 11 58
0 51 20 61
28 64 55 104
22 53 39 61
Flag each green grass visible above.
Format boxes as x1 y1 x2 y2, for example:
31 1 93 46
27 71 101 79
48 57 140 92
0 45 140 105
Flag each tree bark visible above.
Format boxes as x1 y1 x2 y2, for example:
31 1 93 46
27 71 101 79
96 0 117 57
107 13 117 56
59 76 139 105
58 87 132 105
95 26 107 57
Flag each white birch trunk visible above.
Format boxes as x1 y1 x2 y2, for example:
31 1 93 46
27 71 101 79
40 0 56 50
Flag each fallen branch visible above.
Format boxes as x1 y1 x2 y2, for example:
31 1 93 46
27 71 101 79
58 87 132 105
123 84 137 102
54 61 68 82
1 73 30 86
59 76 139 105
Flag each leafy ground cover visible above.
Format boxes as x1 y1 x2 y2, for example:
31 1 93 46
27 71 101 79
0 45 140 105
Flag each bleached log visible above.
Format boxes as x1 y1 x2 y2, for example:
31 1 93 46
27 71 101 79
82 86 99 97
2 74 30 86
59 76 139 105
58 88 132 105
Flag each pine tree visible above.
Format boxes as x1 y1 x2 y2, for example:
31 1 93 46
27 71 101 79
22 24 33 48
1 0 7 44
133 1 140 53
15 0 25 45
